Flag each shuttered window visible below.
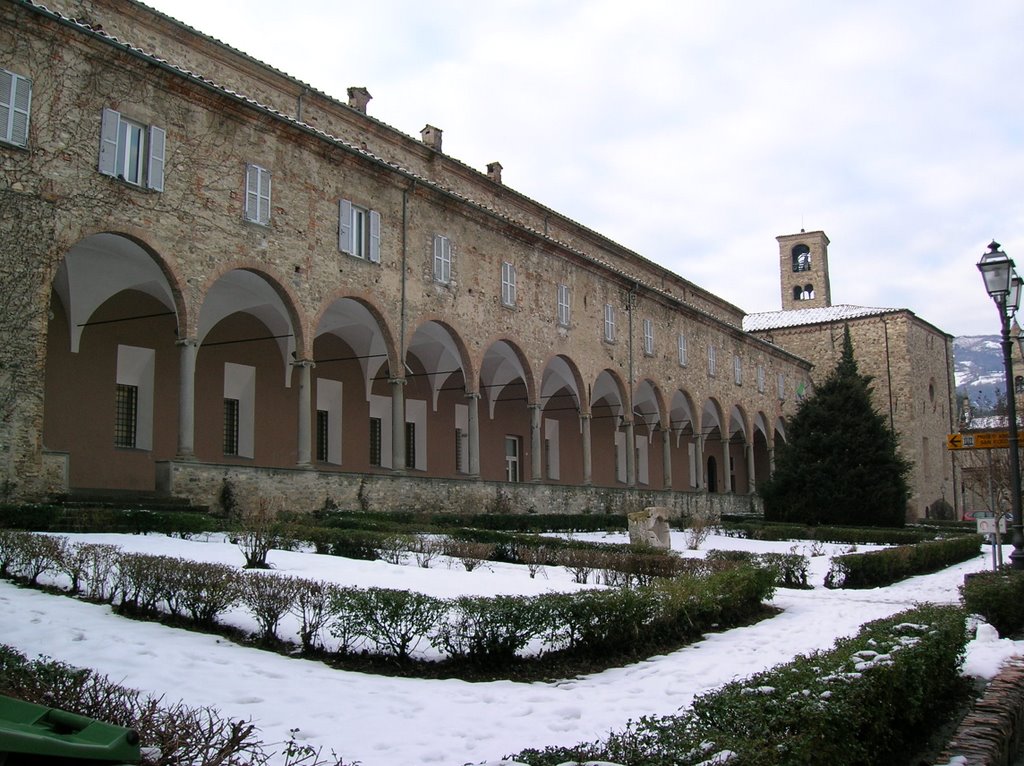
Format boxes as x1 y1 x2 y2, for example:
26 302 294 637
0 69 31 147
244 163 271 225
501 262 516 307
433 235 451 284
339 198 381 262
97 107 165 190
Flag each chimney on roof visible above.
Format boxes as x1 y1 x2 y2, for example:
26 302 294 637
347 87 372 114
487 162 503 184
421 124 442 152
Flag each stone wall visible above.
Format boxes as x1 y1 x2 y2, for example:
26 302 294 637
157 460 762 518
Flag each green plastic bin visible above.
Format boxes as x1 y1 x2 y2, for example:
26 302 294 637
0 695 141 763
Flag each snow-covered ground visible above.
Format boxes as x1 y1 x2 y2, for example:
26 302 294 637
2 530 1020 766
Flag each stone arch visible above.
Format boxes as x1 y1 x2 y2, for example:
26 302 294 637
51 232 187 353
591 369 630 486
197 267 304 383
43 232 188 491
669 388 699 489
538 354 587 484
701 398 726 493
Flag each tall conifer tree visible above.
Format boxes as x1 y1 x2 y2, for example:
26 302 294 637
760 326 910 526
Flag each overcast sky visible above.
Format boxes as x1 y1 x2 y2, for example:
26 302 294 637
144 0 1024 337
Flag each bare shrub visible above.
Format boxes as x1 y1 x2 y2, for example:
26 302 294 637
0 528 30 578
441 539 495 572
374 534 411 565
14 533 65 585
236 496 285 569
178 562 243 627
411 534 444 568
683 507 720 550
518 545 550 579
80 543 120 602
243 571 300 644
559 547 597 584
289 579 338 653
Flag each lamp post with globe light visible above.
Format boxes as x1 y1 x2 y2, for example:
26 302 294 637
977 240 1024 569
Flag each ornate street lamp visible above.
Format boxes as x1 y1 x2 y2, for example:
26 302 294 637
978 240 1024 569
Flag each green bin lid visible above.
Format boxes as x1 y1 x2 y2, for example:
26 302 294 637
0 695 140 762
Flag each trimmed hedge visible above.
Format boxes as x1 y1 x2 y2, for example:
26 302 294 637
825 534 982 589
960 568 1024 637
0 504 218 536
720 518 934 546
510 604 968 766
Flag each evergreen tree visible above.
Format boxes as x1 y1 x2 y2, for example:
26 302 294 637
760 326 910 527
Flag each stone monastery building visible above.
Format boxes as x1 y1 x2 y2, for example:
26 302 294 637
0 0 953 518
744 231 957 519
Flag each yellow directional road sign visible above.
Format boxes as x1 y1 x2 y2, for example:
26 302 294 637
947 432 1010 450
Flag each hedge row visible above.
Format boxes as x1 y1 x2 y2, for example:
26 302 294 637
0 504 219 536
0 531 776 670
960 568 1024 637
509 604 969 766
824 534 982 589
0 645 349 766
719 518 935 546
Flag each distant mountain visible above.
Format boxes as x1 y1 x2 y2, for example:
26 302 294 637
954 335 1006 409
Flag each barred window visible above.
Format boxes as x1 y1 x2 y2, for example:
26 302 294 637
369 417 382 466
223 398 240 456
455 427 464 473
405 421 417 469
316 410 329 462
114 384 137 448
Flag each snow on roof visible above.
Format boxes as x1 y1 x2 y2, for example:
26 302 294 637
742 304 903 332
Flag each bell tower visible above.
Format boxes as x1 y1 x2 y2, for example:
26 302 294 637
778 230 831 311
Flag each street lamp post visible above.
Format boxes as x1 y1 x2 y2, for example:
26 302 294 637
977 240 1024 569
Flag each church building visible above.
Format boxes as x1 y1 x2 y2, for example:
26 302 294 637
744 231 958 519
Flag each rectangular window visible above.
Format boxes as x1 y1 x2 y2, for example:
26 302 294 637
114 384 138 449
504 436 520 482
678 333 688 367
733 355 742 385
642 318 654 356
708 344 717 377
556 284 570 327
757 365 766 393
405 421 416 470
501 262 516 307
0 69 31 147
777 373 786 401
369 417 382 466
455 427 464 473
433 234 451 284
339 199 381 262
316 410 329 462
603 303 616 342
244 163 271 224
223 398 240 456
98 108 164 190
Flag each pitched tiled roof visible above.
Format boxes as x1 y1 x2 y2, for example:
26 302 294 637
742 304 903 332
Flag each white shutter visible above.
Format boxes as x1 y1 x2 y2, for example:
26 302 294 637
369 209 381 263
147 125 165 191
0 70 31 147
244 164 259 221
258 167 271 225
98 107 120 177
11 74 29 146
338 199 353 254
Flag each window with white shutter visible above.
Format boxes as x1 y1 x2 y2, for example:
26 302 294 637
603 303 616 343
339 199 381 262
678 333 688 367
433 235 451 284
0 69 31 147
501 262 516 307
244 163 271 225
556 284 570 327
642 318 654 356
97 107 165 190
733 355 742 385
757 365 766 393
708 344 717 377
